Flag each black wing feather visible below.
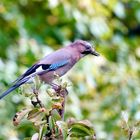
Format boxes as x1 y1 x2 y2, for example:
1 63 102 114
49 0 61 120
13 64 51 83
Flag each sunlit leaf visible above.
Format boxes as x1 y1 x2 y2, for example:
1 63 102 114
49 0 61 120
52 96 64 103
27 108 44 124
13 108 32 126
56 121 68 140
34 120 47 126
33 75 41 90
69 122 94 137
51 109 61 121
46 88 56 97
20 84 34 97
39 125 45 140
49 116 55 130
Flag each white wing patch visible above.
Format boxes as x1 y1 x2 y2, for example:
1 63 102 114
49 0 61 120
35 66 44 73
18 60 69 83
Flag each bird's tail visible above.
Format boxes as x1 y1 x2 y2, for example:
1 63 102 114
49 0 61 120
0 84 21 99
0 77 29 99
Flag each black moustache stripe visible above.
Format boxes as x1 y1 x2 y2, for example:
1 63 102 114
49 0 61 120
81 51 91 55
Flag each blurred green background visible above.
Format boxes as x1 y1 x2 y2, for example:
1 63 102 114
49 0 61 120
0 0 140 139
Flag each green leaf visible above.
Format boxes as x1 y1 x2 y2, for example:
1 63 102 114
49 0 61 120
24 137 32 140
46 88 56 97
51 109 61 121
49 116 55 130
39 125 45 140
27 108 44 124
61 82 68 89
20 84 34 97
33 75 41 90
56 121 68 140
13 108 32 126
34 120 47 126
69 122 94 137
52 96 64 103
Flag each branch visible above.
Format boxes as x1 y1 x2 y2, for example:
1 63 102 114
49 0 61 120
52 85 68 119
128 128 133 140
32 89 44 108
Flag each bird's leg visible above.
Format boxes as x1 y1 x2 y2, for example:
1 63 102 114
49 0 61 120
51 82 68 95
51 83 62 94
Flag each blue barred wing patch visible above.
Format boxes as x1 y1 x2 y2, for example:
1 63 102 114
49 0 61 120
49 60 68 71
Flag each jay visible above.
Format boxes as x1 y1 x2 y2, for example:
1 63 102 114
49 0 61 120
0 40 99 99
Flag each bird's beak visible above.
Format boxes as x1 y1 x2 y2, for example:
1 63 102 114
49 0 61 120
90 50 100 56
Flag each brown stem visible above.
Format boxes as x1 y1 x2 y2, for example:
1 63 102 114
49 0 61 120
52 85 68 119
93 133 97 140
32 83 68 139
32 88 53 138
128 128 133 140
33 89 43 108
59 88 68 119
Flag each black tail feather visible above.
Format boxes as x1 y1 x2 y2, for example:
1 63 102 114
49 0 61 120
0 77 29 99
0 85 20 99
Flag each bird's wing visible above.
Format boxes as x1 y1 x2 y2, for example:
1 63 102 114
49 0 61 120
21 60 69 79
13 60 69 83
0 60 69 99
12 64 45 83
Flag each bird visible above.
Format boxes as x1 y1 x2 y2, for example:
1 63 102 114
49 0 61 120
0 40 99 99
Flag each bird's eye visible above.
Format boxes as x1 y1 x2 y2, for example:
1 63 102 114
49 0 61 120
85 45 91 50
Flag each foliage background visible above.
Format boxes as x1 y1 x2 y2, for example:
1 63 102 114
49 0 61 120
0 0 140 139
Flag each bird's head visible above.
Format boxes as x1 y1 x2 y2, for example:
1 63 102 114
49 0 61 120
71 40 99 57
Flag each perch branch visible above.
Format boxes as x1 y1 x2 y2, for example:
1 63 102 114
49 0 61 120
52 84 68 119
58 88 68 119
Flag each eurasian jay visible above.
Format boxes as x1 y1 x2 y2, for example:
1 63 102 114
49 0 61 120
0 40 99 99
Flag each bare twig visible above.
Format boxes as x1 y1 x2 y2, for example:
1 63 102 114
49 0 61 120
32 89 44 108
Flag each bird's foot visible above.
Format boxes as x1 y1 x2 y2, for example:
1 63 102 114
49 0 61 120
51 83 62 93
